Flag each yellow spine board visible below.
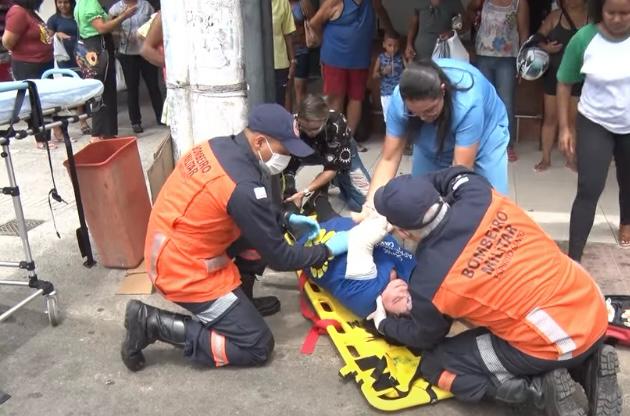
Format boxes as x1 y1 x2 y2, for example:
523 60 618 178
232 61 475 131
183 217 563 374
302 277 452 411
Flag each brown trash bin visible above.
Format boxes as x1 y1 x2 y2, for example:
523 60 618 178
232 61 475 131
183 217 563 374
64 137 151 268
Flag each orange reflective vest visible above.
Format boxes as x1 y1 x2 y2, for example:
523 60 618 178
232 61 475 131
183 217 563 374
145 140 242 303
433 189 608 361
380 168 607 361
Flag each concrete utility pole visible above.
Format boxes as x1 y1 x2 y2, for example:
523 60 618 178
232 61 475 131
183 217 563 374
161 0 248 159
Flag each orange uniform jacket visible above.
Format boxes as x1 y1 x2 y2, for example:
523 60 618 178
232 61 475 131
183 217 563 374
380 167 607 361
145 133 329 303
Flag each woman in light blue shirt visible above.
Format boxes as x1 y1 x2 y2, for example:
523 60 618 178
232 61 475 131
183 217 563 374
359 58 509 219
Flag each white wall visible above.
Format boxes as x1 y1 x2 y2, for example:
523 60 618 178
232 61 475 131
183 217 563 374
39 0 57 21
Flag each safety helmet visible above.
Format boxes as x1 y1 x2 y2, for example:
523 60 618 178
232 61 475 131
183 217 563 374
516 35 550 81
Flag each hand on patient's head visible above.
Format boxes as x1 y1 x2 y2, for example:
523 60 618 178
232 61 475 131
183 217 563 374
382 279 412 316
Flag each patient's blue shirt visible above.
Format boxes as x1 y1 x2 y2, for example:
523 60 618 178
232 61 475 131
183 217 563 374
301 217 416 318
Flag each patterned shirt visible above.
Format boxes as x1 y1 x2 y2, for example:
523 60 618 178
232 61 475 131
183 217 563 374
109 0 154 55
475 0 520 58
378 52 404 96
287 110 353 174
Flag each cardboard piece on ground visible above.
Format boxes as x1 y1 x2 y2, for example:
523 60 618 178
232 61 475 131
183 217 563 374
117 260 154 295
147 133 174 204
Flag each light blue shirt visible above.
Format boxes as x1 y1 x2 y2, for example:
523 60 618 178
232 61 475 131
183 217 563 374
386 58 509 194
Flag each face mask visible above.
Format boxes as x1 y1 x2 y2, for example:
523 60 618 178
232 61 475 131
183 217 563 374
258 138 291 176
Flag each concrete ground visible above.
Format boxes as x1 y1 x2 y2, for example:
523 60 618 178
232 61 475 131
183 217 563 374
1 100 629 415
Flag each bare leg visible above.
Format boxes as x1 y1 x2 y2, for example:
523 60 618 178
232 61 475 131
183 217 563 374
346 98 362 135
294 78 307 110
326 93 344 114
535 94 558 172
285 77 293 112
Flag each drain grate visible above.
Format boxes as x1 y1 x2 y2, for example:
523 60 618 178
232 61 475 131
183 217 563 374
0 219 44 236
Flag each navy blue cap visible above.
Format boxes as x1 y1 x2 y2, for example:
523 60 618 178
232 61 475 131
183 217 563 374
247 103 314 157
374 175 441 229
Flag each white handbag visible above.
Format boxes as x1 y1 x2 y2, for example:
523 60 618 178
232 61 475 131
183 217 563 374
53 35 70 62
432 31 470 62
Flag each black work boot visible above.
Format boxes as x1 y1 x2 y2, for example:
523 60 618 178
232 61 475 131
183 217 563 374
540 368 587 416
493 369 586 416
240 274 281 317
121 300 188 372
573 345 623 416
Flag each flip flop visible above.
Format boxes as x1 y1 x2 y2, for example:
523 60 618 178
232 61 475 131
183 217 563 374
36 141 57 150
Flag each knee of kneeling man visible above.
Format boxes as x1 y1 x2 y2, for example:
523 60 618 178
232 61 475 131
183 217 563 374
251 331 275 365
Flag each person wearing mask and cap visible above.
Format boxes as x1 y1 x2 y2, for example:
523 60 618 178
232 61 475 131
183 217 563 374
365 166 620 415
120 103 350 372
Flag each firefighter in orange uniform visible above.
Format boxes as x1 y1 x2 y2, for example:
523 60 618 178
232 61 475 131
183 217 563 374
368 167 621 416
121 104 349 371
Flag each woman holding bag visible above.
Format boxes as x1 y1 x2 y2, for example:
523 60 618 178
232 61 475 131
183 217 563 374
74 0 136 142
48 0 92 136
467 0 530 162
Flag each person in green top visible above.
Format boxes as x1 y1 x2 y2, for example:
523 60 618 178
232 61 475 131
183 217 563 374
557 0 630 265
74 0 136 142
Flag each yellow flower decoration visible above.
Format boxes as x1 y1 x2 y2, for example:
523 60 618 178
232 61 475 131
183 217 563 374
305 228 335 279
86 52 98 67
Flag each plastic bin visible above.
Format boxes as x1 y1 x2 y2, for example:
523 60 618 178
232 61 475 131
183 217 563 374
64 137 151 268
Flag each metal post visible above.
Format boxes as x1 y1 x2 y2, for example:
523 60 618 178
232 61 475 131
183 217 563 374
1 143 36 279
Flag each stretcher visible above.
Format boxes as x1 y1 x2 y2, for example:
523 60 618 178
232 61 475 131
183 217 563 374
0 71 103 325
0 75 103 123
298 272 452 411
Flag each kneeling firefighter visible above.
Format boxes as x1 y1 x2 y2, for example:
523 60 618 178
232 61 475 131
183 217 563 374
121 104 349 371
368 166 621 416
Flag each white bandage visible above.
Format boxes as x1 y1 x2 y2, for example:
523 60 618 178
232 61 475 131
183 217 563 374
345 214 390 280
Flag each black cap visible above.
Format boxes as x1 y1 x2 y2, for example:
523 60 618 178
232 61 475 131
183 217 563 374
374 175 441 229
247 103 314 157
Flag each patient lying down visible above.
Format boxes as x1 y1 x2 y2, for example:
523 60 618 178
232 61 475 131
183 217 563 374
298 215 415 319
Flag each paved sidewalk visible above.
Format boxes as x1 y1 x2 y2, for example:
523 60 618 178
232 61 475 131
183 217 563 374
1 116 628 415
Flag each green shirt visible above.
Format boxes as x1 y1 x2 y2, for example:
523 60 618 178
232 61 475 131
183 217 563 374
557 23 630 134
74 0 108 39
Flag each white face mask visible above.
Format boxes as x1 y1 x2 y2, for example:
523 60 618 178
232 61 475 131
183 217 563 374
258 138 291 176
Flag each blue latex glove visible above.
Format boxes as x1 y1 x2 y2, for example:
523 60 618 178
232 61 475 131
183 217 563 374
288 214 320 241
324 230 349 256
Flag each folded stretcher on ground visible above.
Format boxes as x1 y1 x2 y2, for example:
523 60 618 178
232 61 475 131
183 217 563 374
297 272 452 411
0 77 103 123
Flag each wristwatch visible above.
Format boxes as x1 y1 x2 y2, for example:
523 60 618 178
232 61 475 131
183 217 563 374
302 187 314 198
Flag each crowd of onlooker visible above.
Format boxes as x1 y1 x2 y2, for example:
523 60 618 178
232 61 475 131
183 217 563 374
0 0 163 146
272 0 630 261
0 0 628 258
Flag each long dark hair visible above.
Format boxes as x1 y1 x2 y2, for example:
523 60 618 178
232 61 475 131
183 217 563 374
588 0 605 23
13 0 44 11
399 59 473 154
55 0 76 16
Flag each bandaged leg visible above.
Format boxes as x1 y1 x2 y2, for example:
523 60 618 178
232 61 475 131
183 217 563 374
345 215 390 279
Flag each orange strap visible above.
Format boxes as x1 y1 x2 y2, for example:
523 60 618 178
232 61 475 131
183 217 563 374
298 273 341 355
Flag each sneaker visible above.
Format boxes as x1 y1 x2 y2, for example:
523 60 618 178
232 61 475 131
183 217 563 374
132 123 144 134
541 369 587 416
252 296 281 317
577 345 623 416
